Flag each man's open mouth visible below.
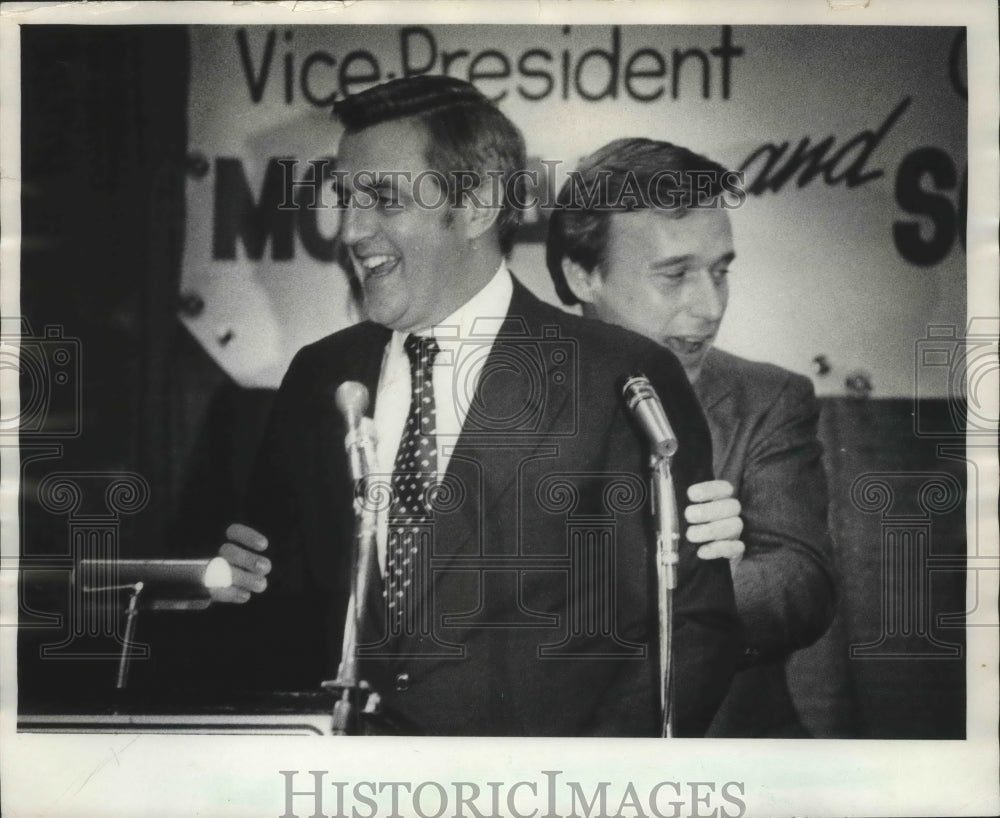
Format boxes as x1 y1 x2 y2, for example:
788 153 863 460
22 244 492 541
664 336 711 356
355 253 399 278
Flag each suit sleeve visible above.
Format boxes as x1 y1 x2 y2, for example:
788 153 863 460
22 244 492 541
223 347 333 691
645 346 742 736
242 348 311 596
732 375 836 660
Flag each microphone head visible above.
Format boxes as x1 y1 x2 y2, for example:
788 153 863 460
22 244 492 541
335 381 370 421
621 373 654 408
621 372 678 458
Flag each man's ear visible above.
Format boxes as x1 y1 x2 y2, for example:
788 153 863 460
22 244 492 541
462 182 502 241
562 258 602 304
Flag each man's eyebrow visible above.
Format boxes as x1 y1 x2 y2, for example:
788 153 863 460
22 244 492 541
649 251 737 270
331 175 402 199
650 254 694 269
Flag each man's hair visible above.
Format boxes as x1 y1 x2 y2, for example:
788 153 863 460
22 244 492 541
334 75 527 256
546 138 732 305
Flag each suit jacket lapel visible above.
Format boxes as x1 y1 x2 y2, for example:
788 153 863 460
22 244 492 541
693 350 738 475
433 279 573 563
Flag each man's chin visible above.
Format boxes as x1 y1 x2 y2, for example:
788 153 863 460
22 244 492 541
361 295 405 329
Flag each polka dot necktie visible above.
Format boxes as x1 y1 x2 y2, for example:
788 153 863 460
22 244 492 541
386 334 440 633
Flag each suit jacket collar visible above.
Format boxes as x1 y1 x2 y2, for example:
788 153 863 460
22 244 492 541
691 348 740 473
352 275 551 422
692 348 735 411
436 274 574 549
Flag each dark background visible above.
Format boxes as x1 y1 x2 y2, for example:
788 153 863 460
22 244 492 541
16 26 967 739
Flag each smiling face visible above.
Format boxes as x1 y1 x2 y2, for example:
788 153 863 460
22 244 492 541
337 118 490 333
573 208 734 382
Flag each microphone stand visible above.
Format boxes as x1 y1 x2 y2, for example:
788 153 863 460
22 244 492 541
622 373 679 738
116 582 144 690
323 489 380 734
322 400 381 735
73 558 232 702
650 452 679 738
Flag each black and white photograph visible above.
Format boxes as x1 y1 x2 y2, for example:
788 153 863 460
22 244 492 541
1 1 997 816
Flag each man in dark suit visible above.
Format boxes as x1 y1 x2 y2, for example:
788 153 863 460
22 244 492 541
210 78 740 736
546 138 837 736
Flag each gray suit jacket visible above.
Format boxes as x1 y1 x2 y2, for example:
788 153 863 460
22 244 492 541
696 349 836 737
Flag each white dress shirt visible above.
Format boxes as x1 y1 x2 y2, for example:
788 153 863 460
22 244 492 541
372 262 514 572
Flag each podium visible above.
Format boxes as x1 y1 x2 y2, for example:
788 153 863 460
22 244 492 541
18 691 342 735
19 713 335 735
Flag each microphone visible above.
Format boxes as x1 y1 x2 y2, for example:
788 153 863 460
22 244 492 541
622 373 678 459
335 381 377 483
77 557 233 595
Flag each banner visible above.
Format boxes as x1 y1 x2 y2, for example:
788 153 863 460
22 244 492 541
184 25 967 394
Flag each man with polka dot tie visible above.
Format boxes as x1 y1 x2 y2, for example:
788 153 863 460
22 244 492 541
384 334 438 638
211 76 742 736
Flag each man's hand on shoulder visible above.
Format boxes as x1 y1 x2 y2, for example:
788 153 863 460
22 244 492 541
210 523 271 603
685 480 745 569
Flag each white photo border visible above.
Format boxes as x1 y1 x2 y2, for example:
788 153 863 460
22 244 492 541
1 2 997 817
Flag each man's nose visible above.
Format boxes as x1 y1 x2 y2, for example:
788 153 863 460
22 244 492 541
340 198 375 246
686 270 726 321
